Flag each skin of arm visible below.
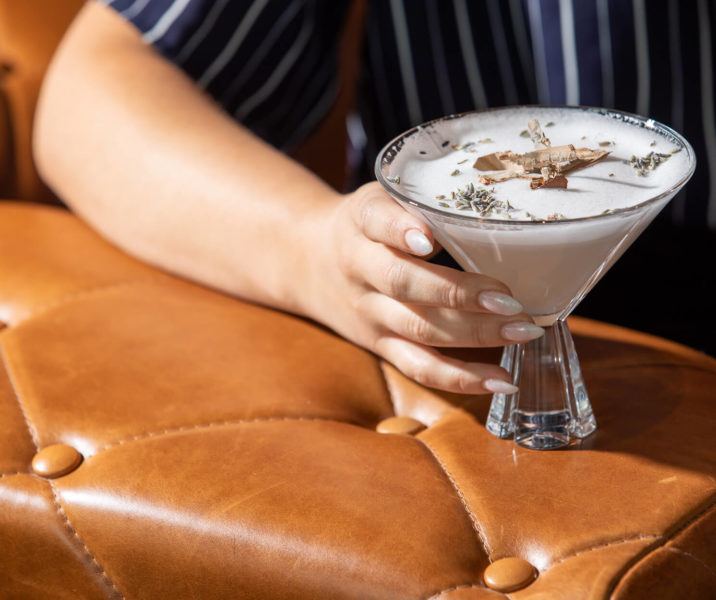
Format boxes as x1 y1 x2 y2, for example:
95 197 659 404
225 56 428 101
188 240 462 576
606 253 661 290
35 2 334 316
34 2 543 394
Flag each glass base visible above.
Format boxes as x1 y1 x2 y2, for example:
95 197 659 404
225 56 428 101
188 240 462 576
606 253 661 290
486 319 596 450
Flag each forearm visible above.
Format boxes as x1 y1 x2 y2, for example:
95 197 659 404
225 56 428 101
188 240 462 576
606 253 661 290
34 2 336 314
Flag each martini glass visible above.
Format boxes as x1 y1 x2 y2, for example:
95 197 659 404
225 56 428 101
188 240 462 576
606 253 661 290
375 106 695 450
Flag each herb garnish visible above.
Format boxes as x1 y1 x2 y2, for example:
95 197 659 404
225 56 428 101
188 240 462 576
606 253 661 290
439 183 517 218
628 151 672 176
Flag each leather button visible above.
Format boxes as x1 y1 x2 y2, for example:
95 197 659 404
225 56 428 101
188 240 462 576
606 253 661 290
483 557 537 592
32 444 83 479
376 416 425 435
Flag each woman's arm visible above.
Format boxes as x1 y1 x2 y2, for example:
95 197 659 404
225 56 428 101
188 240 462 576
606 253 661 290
34 2 334 315
35 2 542 394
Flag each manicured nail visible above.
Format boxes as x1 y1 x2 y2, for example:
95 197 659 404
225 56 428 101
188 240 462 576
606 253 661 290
483 379 519 394
405 229 433 256
479 290 523 316
501 322 545 342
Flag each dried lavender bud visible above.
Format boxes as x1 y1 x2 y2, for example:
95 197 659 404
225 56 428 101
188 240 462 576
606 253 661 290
628 151 672 176
437 183 517 218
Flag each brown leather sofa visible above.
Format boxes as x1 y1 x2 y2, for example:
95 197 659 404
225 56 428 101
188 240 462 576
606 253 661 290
2 3 715 598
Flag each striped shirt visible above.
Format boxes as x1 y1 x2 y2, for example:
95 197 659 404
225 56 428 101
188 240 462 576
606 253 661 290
104 0 716 231
102 0 716 352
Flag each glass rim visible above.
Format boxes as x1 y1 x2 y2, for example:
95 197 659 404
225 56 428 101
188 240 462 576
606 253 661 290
374 105 697 227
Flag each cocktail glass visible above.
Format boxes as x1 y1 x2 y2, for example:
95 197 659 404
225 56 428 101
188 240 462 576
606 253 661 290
375 107 695 450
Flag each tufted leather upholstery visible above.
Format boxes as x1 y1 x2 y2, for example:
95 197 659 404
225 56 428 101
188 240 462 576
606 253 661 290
1 202 715 598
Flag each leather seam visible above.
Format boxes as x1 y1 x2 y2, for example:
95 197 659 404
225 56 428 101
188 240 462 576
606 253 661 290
0 343 40 450
425 583 506 599
544 534 661 571
93 416 346 456
48 481 125 600
607 496 716 598
418 438 493 561
664 547 716 578
378 361 398 414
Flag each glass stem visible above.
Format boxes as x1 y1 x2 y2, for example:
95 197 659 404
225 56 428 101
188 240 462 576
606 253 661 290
486 319 597 449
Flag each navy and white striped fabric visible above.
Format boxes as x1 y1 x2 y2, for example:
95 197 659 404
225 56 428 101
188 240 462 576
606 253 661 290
103 0 350 150
104 0 716 231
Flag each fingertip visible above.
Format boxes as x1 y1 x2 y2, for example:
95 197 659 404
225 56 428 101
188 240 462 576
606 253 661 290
478 290 524 316
483 378 519 394
404 229 433 256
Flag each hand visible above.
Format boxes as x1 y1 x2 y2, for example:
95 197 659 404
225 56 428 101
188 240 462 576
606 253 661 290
305 182 545 395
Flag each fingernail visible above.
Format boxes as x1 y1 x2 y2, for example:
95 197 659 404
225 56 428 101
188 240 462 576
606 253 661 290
501 322 545 342
479 290 523 316
483 378 519 394
405 229 433 256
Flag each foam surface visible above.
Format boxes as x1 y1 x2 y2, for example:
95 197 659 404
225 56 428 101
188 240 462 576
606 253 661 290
390 107 690 220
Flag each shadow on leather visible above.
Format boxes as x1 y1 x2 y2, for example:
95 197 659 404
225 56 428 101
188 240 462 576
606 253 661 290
435 334 714 478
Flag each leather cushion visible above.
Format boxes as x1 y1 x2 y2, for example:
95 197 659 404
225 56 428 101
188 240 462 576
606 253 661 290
1 202 715 599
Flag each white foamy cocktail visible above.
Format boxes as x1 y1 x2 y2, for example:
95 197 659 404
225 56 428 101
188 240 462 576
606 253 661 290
378 107 691 326
376 106 695 450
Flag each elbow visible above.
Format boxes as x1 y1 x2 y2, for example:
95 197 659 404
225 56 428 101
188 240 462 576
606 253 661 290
32 71 59 190
32 28 80 197
32 2 122 200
